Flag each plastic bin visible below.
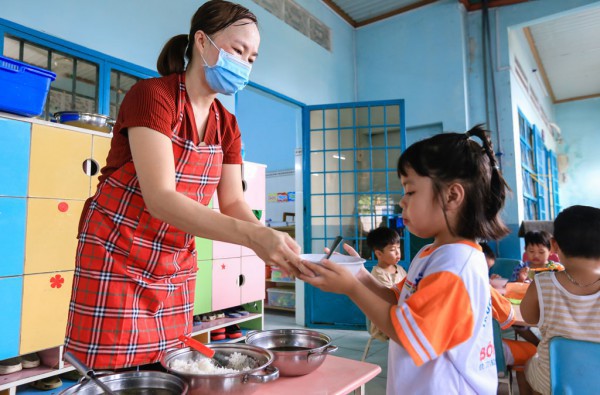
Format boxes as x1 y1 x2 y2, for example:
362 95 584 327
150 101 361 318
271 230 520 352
0 55 56 117
266 287 295 308
271 267 293 282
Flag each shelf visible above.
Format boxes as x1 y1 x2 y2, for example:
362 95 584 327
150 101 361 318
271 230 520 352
191 313 262 336
17 378 77 394
265 305 295 312
209 329 251 344
0 365 75 392
267 278 295 284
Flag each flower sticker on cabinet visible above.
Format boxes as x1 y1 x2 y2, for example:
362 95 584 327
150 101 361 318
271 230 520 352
50 274 64 289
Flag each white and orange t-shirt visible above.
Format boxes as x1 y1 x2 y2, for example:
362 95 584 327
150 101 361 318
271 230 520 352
388 242 497 394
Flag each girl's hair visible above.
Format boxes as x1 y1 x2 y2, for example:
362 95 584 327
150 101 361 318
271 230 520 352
397 124 510 240
157 0 257 76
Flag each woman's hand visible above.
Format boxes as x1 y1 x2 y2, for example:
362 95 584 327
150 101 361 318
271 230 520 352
249 226 302 276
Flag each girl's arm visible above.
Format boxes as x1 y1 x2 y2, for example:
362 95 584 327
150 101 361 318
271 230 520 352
520 278 540 325
356 267 399 304
299 259 400 344
129 127 301 274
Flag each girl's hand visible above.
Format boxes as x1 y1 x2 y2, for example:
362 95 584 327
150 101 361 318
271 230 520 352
298 257 359 295
249 226 302 276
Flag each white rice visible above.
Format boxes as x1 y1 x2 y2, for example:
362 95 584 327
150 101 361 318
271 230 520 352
170 352 258 375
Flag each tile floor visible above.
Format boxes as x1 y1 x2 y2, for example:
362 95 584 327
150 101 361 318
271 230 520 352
264 310 518 395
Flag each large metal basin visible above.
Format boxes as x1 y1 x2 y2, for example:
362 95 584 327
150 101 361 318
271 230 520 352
161 344 278 395
59 370 188 394
245 329 338 376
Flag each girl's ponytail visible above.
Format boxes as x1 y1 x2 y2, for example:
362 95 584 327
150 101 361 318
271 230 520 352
157 34 189 76
465 125 509 222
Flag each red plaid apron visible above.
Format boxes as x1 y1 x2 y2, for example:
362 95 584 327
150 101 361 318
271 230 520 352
65 73 223 369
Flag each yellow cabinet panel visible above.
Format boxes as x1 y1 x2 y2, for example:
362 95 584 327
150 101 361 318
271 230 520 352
91 135 111 196
24 198 83 274
20 271 74 354
29 124 92 199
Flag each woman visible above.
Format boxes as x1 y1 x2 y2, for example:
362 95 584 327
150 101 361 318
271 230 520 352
64 0 301 370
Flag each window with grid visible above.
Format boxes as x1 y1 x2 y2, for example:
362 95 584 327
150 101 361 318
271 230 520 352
519 112 538 220
304 101 407 267
1 22 154 120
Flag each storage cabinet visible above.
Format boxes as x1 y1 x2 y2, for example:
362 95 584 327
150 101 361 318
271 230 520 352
0 115 110 394
0 114 268 393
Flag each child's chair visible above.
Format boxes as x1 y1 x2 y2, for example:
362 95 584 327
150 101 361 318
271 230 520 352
489 258 522 280
362 317 386 361
493 319 513 395
549 337 600 394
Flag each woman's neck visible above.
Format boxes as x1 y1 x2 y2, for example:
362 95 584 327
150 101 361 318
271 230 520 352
185 65 217 110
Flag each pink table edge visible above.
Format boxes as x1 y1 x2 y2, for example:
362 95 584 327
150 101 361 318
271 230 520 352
259 355 382 395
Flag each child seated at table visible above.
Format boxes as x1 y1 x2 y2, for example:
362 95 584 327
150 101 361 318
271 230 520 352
521 205 600 395
366 227 407 341
511 231 564 283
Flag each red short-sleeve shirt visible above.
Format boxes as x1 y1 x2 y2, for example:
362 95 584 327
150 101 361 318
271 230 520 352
99 73 242 185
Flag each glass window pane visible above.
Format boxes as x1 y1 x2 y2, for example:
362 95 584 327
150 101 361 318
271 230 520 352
388 171 402 193
325 151 340 172
356 106 369 127
386 105 400 125
323 129 340 151
338 150 355 171
310 151 324 173
340 128 354 149
356 127 371 148
312 239 325 254
75 60 97 98
386 129 402 148
23 42 47 68
339 108 354 128
341 194 357 215
370 106 384 125
387 147 401 168
324 109 338 128
74 95 95 113
355 149 371 172
325 195 339 216
310 173 324 195
310 109 323 130
3 36 20 59
311 217 325 239
324 172 339 193
51 52 74 95
311 195 324 216
310 130 324 151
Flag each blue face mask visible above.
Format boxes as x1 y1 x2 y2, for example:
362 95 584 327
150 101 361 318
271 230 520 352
201 36 252 95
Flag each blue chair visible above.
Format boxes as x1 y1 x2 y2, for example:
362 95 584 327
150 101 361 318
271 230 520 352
489 258 523 280
493 319 513 395
549 337 600 394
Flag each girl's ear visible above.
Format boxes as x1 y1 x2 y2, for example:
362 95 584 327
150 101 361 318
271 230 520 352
195 30 208 51
445 182 465 211
551 238 560 254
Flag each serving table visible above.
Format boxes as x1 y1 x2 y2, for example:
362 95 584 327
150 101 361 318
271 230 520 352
260 355 381 395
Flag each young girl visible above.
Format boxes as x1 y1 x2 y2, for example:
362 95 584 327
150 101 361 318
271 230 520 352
300 125 510 394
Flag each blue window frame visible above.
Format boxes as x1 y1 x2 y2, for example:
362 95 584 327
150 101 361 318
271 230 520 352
0 18 157 119
518 109 558 220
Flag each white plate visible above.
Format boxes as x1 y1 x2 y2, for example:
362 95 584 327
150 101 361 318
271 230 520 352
299 253 366 276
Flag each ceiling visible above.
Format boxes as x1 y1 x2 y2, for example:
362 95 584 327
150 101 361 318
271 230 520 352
322 0 600 104
525 6 600 103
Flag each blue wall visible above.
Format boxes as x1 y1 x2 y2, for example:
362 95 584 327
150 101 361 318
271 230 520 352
355 0 469 132
0 0 357 107
236 86 301 171
555 97 600 208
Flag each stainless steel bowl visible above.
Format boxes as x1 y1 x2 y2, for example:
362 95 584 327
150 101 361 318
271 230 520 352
58 371 189 394
161 344 278 395
245 329 338 376
54 111 115 133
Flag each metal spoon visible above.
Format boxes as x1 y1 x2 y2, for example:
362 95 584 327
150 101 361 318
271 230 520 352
179 335 229 368
64 351 118 395
324 236 344 260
